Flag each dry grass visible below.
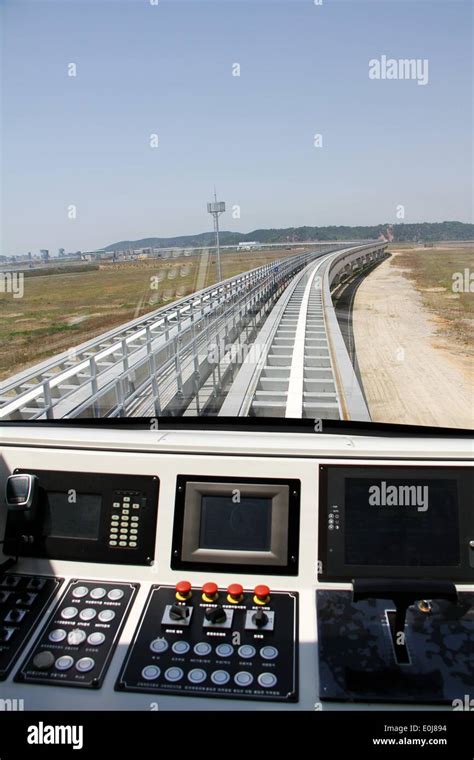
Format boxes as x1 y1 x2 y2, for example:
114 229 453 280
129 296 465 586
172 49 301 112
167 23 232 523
0 248 304 380
389 246 474 354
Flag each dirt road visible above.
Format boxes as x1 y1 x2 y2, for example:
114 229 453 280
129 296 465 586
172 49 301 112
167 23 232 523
352 251 473 429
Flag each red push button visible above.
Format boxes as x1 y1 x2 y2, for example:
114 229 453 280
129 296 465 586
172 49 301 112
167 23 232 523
202 582 218 602
253 584 270 605
175 580 192 600
227 583 243 604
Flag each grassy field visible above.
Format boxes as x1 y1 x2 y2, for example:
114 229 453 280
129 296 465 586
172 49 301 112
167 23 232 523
0 248 306 381
389 245 473 352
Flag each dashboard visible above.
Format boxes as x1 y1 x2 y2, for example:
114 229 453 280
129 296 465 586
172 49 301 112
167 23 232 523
0 423 472 711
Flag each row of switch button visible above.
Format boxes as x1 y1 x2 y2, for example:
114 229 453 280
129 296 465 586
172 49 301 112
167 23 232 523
61 607 116 622
32 650 96 673
48 628 106 646
149 638 278 660
72 586 124 601
141 665 277 688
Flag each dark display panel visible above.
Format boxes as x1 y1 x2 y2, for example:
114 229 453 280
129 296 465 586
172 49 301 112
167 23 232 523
199 496 272 552
171 476 300 575
344 478 459 566
47 492 102 541
318 465 473 581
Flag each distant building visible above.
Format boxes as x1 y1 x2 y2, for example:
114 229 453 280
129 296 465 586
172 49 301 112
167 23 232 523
238 241 260 251
40 249 49 261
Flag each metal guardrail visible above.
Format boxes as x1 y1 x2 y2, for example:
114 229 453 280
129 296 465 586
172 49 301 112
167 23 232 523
0 247 344 419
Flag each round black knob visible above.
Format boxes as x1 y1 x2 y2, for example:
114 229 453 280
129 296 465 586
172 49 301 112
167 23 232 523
252 609 269 628
205 605 227 624
169 604 189 622
32 651 55 670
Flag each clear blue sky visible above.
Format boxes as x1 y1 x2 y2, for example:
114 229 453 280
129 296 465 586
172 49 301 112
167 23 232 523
1 0 472 255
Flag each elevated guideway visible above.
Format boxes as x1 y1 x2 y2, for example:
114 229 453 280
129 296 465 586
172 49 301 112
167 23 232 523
0 243 387 421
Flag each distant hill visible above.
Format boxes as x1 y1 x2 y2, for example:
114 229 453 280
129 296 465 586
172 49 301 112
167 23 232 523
102 221 474 251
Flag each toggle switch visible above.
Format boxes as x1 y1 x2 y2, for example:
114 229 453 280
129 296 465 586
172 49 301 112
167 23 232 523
252 608 269 628
169 604 190 622
205 605 227 625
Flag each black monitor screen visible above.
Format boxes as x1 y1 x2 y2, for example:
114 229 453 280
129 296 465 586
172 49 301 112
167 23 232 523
199 495 272 552
47 492 102 541
344 478 459 566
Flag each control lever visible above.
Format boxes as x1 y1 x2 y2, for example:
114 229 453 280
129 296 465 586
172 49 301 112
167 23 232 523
5 474 39 516
352 578 457 657
169 604 190 622
205 605 227 625
252 608 269 628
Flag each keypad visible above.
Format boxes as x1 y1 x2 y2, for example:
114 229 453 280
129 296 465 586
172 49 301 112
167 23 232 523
109 490 144 549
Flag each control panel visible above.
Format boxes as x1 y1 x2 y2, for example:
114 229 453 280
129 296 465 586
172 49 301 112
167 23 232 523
16 579 138 688
0 574 62 680
4 471 159 566
116 582 298 702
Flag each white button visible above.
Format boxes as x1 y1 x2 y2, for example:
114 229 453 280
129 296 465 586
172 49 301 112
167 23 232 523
55 655 74 671
90 587 106 600
258 672 278 688
172 640 190 655
132 503 140 509
61 607 78 620
150 638 168 653
121 516 129 522
123 496 130 502
260 645 278 660
216 643 234 658
142 665 160 681
49 628 67 643
72 586 89 598
122 509 129 515
67 629 87 646
98 609 115 623
238 645 256 659
76 657 95 673
131 516 139 522
188 668 206 684
165 667 183 683
211 670 230 685
113 502 120 508
79 608 96 621
87 632 106 646
107 588 124 601
193 642 212 656
119 541 127 547
129 542 137 548
109 540 118 546
130 529 138 535
234 671 253 687
120 529 128 534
